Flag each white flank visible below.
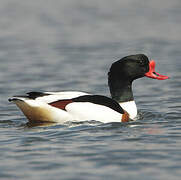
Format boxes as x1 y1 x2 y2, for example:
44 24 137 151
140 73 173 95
119 101 137 119
66 102 123 123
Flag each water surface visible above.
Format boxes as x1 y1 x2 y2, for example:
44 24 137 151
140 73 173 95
0 0 181 179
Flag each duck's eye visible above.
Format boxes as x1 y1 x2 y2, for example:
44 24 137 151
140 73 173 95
139 60 145 66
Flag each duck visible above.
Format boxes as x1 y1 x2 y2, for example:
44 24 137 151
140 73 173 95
9 54 169 123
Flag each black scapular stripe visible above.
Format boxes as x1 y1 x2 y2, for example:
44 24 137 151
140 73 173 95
72 95 124 114
26 92 51 99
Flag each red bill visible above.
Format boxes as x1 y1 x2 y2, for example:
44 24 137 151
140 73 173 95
145 60 169 80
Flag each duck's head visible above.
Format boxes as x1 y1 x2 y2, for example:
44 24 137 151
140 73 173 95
108 54 169 102
108 54 169 82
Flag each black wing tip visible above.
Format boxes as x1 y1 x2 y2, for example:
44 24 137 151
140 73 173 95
8 97 24 102
8 98 13 102
8 91 50 102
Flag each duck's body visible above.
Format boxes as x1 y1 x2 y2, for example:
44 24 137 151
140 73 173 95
10 91 132 123
9 54 169 123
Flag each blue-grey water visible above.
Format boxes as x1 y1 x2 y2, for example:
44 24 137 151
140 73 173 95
0 0 181 179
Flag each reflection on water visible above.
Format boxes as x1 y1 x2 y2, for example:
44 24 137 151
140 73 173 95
0 0 181 179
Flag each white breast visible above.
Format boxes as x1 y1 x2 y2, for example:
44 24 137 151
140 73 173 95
119 101 137 119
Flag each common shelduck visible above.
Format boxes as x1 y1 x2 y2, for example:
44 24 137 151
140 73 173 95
9 54 169 123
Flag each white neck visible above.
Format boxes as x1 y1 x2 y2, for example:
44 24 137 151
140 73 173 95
119 101 137 119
